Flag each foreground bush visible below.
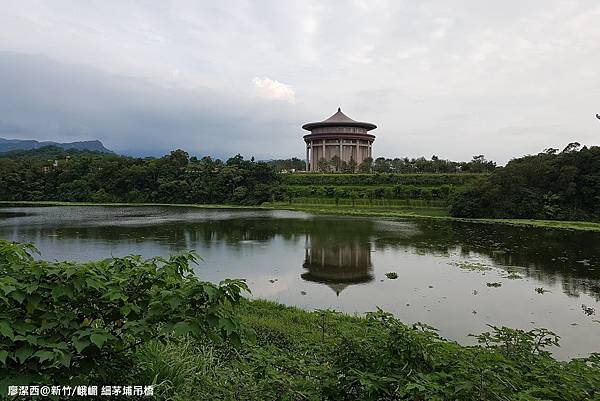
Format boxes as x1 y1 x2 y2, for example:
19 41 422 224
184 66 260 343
0 241 250 392
326 310 600 400
1 244 598 400
130 302 600 401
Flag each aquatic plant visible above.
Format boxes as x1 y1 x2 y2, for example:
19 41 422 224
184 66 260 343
450 260 492 272
582 304 595 316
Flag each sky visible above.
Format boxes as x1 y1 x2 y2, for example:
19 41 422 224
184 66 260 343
1 0 599 164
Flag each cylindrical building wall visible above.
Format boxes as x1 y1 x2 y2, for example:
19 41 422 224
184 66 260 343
305 137 373 171
302 108 377 172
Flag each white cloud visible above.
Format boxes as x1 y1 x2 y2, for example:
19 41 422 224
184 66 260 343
253 77 296 103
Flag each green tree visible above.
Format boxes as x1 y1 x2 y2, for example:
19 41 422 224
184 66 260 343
330 155 341 172
346 158 357 173
450 145 600 221
357 157 373 173
317 158 329 173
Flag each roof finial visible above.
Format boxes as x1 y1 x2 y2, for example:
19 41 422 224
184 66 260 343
337 107 341 112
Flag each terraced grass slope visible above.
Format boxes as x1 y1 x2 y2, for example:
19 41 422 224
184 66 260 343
280 173 486 207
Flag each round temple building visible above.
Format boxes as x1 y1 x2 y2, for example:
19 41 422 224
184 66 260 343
302 108 377 172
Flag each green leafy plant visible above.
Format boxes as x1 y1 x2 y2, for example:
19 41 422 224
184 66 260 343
0 240 252 389
322 308 599 401
472 325 560 358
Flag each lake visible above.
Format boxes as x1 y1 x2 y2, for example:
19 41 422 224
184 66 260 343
1 205 598 359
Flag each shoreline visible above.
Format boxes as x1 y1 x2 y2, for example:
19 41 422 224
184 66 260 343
2 200 600 232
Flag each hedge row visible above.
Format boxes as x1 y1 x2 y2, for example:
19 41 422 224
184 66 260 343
284 184 457 201
281 173 486 186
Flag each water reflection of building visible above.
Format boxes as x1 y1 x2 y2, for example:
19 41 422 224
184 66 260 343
301 235 374 295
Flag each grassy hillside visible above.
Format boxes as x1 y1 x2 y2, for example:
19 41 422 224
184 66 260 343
280 173 486 206
281 172 485 186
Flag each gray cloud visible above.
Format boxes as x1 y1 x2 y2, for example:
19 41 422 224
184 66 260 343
0 52 304 158
1 0 599 163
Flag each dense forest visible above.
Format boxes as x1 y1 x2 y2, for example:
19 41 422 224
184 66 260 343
450 144 600 222
0 147 493 207
3 144 599 223
0 147 280 205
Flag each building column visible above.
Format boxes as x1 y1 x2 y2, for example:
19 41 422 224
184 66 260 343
322 142 326 164
306 144 310 171
339 140 343 171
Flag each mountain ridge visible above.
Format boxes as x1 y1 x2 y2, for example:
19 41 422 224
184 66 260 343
0 137 113 154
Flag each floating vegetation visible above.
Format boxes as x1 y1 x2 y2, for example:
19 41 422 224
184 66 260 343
504 272 523 280
486 282 502 288
535 287 549 294
450 260 492 272
582 304 595 316
268 279 278 283
300 291 307 296
385 272 398 279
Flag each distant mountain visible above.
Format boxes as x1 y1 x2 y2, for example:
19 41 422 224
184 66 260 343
0 138 113 154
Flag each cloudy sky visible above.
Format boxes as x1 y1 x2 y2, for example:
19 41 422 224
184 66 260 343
1 0 599 163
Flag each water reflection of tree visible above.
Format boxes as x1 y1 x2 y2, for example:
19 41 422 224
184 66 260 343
8 210 600 299
373 219 600 300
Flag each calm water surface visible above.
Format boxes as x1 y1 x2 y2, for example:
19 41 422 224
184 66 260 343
1 206 599 359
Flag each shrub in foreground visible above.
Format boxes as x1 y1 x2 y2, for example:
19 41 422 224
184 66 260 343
0 241 250 392
129 303 600 400
1 243 599 400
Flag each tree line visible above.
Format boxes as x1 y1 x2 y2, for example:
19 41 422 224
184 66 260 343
268 155 496 173
0 147 280 205
3 144 598 223
450 144 600 222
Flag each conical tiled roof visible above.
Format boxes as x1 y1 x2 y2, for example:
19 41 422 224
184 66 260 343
302 108 377 131
321 108 358 124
